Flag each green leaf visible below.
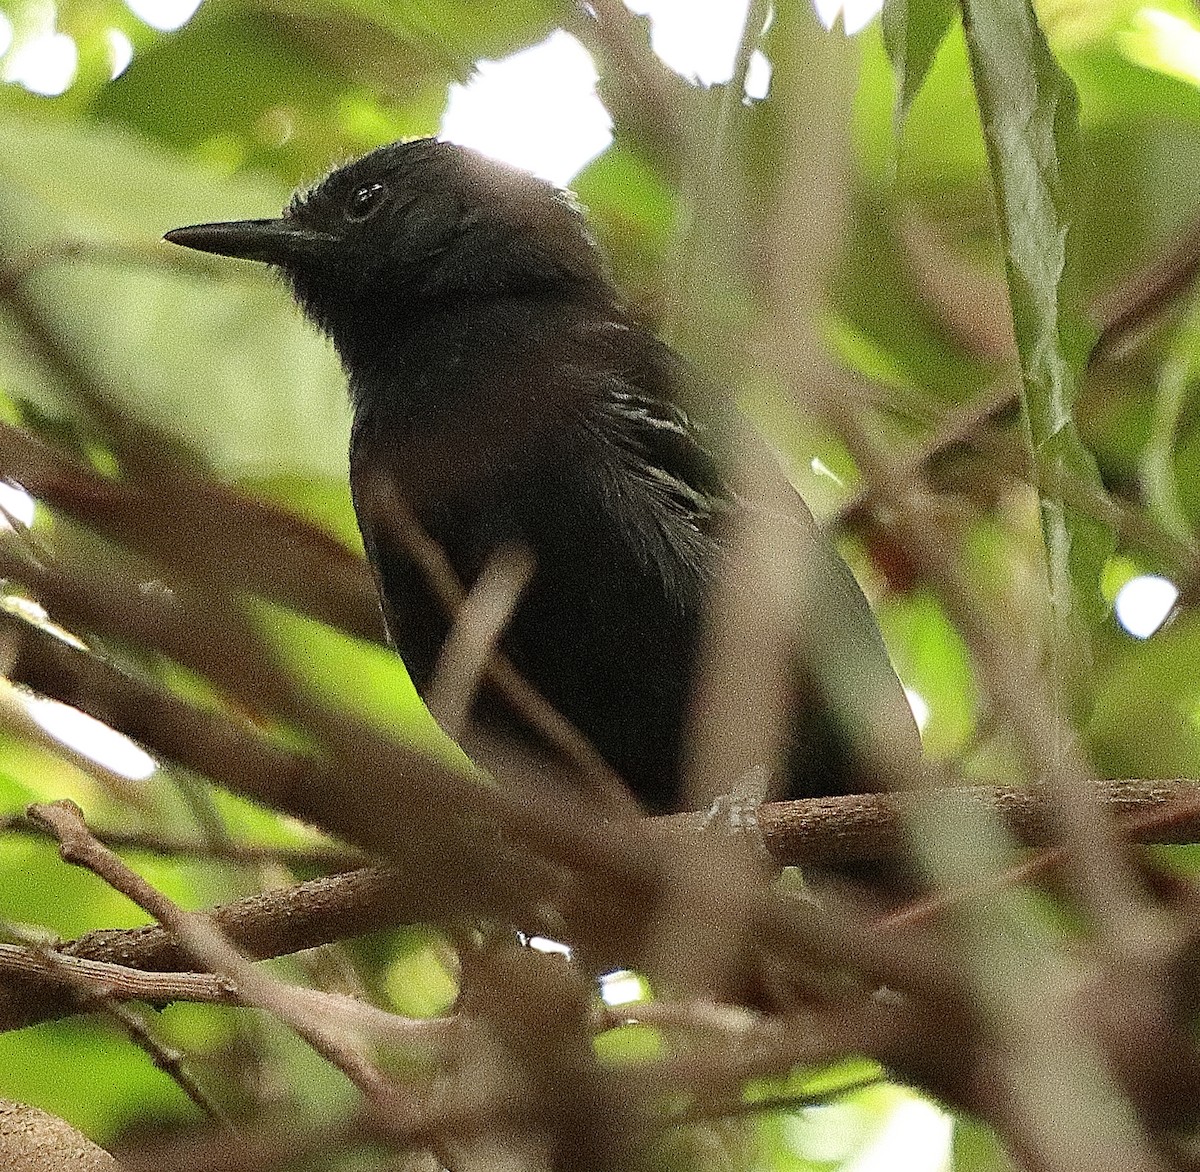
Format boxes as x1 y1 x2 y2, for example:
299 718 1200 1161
952 1116 1018 1170
878 590 978 757
881 0 958 124
0 115 349 478
252 600 467 768
92 6 449 185
960 0 1112 655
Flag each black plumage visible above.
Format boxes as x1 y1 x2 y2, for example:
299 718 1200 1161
166 138 917 813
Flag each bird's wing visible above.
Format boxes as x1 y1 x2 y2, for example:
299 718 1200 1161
582 323 921 783
572 326 728 606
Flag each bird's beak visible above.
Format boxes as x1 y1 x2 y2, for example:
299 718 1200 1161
164 218 339 266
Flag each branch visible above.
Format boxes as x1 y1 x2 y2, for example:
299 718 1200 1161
0 813 360 871
0 421 382 642
563 1 689 175
6 779 1200 1034
28 800 409 1108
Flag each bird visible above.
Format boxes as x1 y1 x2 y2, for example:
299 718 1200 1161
165 138 918 815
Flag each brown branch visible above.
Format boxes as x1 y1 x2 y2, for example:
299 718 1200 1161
5 779 1200 1036
0 941 237 1005
28 800 409 1108
0 813 360 871
0 421 382 642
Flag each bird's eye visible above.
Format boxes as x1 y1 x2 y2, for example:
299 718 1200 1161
346 181 388 221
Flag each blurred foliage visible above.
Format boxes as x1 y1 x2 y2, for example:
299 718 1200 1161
2 0 1200 1166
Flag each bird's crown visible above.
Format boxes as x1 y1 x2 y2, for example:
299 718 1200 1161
281 138 605 300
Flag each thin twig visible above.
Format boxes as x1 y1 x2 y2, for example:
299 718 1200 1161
363 480 634 807
101 999 236 1130
0 922 236 1130
27 799 408 1108
426 545 535 740
1 813 359 871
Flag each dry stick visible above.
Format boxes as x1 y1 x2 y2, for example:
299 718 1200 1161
0 925 458 1055
1 814 361 871
367 482 634 807
426 544 535 741
0 868 465 1035
0 942 237 1004
881 787 1200 934
27 799 409 1109
0 922 235 1130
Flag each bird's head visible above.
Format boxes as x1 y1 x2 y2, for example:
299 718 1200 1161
165 138 608 339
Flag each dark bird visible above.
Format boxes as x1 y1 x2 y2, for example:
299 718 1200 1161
165 138 918 814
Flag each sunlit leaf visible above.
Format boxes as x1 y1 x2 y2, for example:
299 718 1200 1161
880 0 957 125
960 0 1112 659
0 115 348 477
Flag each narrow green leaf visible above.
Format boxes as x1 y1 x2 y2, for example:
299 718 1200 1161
959 0 1111 655
1139 288 1200 544
880 0 958 124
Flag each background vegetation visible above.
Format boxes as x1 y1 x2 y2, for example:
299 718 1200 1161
3 0 1200 1169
